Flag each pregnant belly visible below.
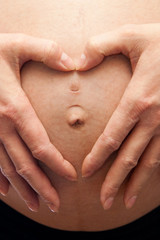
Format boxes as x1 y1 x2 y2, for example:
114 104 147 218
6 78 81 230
0 0 160 232
1 55 159 231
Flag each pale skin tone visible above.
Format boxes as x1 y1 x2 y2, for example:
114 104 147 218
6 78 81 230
78 23 160 210
1 23 160 212
0 33 77 212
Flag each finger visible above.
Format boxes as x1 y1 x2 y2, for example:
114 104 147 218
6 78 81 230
100 121 154 210
124 136 160 209
76 24 140 71
7 33 75 71
4 93 77 181
0 64 77 181
0 170 9 196
2 131 60 212
0 143 39 211
82 91 140 178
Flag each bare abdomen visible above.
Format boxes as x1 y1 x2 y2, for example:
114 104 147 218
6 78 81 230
0 0 160 231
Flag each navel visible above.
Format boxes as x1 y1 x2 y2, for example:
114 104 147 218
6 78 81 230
66 105 87 128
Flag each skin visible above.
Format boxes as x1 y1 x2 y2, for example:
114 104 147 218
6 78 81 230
0 0 160 231
0 33 77 212
79 23 160 209
1 24 160 214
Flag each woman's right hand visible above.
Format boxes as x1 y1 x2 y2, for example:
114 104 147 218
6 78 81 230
0 33 77 212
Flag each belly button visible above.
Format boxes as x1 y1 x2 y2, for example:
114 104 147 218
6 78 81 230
66 106 87 128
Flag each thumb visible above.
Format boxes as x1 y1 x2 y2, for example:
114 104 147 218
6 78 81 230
14 34 75 71
76 26 132 71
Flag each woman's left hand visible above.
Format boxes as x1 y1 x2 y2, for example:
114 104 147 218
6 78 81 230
77 23 160 210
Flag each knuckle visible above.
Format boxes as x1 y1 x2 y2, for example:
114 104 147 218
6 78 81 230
122 156 138 170
16 164 33 178
132 96 154 117
2 167 17 179
137 97 154 111
101 133 121 151
43 41 59 63
32 144 50 160
143 158 160 170
0 100 27 123
105 183 119 195
0 103 18 121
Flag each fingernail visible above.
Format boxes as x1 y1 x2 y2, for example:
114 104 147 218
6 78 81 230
60 52 75 70
103 197 114 210
76 53 86 70
82 154 92 178
126 196 137 209
66 175 77 181
48 203 59 213
63 160 78 181
82 171 92 178
26 202 39 212
0 189 7 196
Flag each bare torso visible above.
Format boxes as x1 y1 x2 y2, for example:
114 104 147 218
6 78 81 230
0 0 160 231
